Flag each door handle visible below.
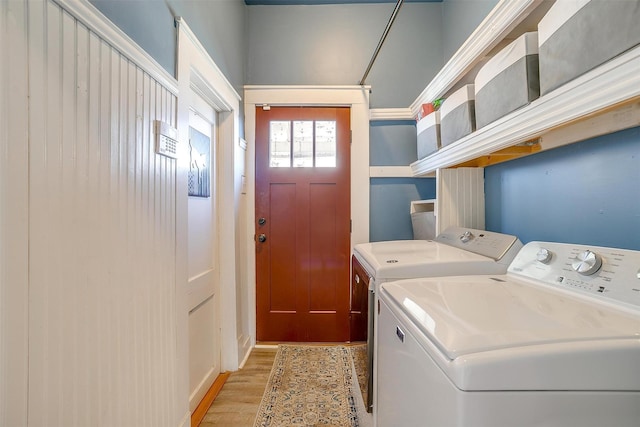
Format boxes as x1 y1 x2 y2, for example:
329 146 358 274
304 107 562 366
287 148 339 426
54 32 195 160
258 234 267 243
258 217 266 226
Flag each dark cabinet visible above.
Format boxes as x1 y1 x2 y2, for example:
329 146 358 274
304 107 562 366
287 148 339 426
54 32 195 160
350 255 370 342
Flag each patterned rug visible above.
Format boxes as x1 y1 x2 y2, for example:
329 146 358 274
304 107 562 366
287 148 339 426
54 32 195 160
254 345 367 427
348 345 368 406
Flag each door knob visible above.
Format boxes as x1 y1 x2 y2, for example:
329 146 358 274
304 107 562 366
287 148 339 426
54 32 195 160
258 234 267 243
258 217 266 226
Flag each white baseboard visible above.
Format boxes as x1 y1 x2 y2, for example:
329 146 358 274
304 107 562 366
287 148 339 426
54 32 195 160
238 336 252 369
189 367 217 412
178 411 191 427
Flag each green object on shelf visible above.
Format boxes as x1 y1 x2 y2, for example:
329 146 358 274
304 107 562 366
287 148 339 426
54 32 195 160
432 98 444 110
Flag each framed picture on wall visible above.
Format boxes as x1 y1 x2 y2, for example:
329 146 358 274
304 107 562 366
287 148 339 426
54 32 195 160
188 126 211 198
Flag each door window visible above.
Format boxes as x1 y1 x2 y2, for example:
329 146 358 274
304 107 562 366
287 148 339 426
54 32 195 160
269 120 337 168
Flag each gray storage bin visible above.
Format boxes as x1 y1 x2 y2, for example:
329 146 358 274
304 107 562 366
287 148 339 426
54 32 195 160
538 0 640 96
416 110 440 159
440 84 476 147
475 32 540 129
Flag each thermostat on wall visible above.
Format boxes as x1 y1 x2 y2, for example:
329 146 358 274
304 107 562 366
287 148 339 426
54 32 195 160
155 120 179 159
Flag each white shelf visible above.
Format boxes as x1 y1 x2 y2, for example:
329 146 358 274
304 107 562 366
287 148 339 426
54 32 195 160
370 108 414 121
370 166 434 178
411 43 640 176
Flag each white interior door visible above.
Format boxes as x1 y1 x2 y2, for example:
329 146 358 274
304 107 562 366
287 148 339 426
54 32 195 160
187 92 221 411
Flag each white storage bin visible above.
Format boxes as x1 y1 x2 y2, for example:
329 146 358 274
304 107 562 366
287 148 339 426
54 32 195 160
410 199 436 240
440 84 476 147
416 110 440 159
475 32 540 129
538 0 640 95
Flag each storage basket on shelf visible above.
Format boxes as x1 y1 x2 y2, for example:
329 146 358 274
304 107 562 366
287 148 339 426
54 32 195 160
475 31 540 129
440 84 476 147
416 110 441 159
538 0 640 96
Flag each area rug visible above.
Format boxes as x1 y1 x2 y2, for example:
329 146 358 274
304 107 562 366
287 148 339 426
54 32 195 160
254 345 368 427
348 344 368 406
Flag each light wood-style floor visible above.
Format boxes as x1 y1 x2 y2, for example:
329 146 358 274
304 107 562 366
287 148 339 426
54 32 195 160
199 347 277 427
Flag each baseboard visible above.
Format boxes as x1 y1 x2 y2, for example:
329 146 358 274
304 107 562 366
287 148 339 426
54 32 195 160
254 344 278 349
178 411 191 427
189 366 218 413
238 345 252 369
191 372 231 427
238 334 253 369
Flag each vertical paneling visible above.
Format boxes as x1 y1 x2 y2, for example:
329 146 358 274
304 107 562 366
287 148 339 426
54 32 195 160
0 1 29 426
27 1 179 425
436 167 485 233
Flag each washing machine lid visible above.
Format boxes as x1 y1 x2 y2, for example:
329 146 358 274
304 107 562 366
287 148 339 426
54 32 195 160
381 276 640 390
353 240 497 280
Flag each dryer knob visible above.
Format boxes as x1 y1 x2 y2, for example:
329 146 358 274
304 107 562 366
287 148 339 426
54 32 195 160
536 248 553 264
571 250 603 276
460 231 474 243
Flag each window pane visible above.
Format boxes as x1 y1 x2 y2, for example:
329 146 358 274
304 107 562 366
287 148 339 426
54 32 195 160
292 121 313 167
269 121 291 167
315 121 336 167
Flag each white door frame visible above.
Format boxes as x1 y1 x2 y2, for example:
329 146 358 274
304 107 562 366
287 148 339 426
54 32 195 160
176 17 242 424
244 85 371 343
186 102 220 412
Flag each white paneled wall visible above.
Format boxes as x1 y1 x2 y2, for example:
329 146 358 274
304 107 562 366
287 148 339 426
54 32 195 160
1 1 30 425
18 1 179 425
436 167 485 233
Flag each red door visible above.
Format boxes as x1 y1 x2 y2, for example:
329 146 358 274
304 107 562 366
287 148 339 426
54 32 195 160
255 106 351 342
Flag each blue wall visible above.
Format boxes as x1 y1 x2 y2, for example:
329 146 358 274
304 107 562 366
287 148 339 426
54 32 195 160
441 0 499 61
370 121 418 166
485 126 640 250
90 0 247 95
369 121 436 241
370 178 436 241
246 3 443 108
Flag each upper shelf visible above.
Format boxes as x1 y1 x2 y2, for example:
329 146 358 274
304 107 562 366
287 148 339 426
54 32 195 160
411 43 640 176
409 0 547 116
408 0 640 176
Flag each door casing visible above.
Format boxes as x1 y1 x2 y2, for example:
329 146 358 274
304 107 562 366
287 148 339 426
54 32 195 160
244 86 371 343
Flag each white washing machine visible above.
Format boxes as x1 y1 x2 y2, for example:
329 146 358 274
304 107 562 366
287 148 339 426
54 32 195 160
376 241 640 427
352 226 522 412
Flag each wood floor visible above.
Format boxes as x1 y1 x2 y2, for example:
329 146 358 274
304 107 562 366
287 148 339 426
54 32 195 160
199 347 277 427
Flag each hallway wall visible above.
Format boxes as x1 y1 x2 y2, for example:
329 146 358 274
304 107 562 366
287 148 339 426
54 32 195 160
1 1 29 424
90 0 246 94
1 1 184 425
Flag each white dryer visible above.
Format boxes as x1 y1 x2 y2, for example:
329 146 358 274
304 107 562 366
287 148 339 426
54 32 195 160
376 241 640 427
352 227 522 412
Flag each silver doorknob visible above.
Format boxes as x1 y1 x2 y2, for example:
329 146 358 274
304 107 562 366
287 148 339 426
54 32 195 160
258 217 266 226
258 234 267 243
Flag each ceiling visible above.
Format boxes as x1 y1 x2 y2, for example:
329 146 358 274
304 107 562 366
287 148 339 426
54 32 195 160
245 0 442 5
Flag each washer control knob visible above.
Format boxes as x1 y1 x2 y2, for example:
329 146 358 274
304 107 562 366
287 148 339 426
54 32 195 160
571 250 603 276
536 248 553 264
460 231 474 243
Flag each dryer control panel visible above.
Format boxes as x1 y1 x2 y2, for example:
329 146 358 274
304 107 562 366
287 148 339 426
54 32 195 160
435 226 521 261
509 241 640 310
